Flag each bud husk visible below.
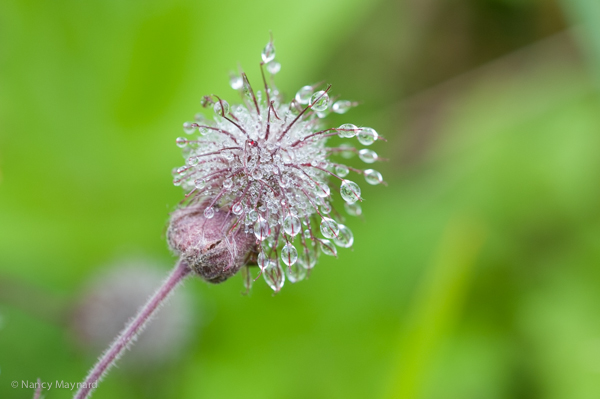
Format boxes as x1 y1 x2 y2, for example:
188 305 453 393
167 206 257 283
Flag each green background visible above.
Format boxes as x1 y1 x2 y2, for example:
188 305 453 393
1 0 600 398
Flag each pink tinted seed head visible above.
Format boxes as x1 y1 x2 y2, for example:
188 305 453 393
169 37 385 292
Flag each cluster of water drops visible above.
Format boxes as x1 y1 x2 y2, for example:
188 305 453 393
172 38 385 292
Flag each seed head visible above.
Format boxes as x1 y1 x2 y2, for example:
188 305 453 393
170 37 385 292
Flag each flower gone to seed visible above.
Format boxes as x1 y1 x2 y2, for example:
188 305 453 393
169 37 385 292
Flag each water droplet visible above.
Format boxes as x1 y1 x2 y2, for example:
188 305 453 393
223 178 233 189
338 123 357 138
249 210 259 222
303 229 311 239
320 217 340 239
230 75 243 90
340 180 361 204
213 100 230 116
261 41 276 63
316 110 329 119
257 251 269 270
198 126 211 136
309 91 329 112
334 224 353 248
287 263 306 283
339 143 355 159
321 202 331 214
364 169 383 185
281 243 298 266
252 168 263 180
358 149 378 163
263 260 285 292
335 164 349 177
357 127 378 146
204 207 214 219
176 137 187 148
194 179 204 189
320 239 337 257
332 100 352 114
183 121 195 134
279 176 291 188
298 247 317 269
187 156 199 166
254 217 271 241
283 215 301 236
266 60 281 74
295 86 313 105
242 266 253 292
344 202 362 216
315 183 330 198
232 202 243 215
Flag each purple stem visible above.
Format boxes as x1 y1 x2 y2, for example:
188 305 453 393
73 259 192 399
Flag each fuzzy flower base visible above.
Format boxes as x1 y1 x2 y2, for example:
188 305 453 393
169 38 384 292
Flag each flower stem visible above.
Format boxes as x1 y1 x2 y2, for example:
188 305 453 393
73 259 192 399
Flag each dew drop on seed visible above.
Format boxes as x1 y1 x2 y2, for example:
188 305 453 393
315 183 330 198
320 217 340 239
249 210 259 222
194 179 204 189
287 263 306 283
283 215 301 236
338 123 357 138
263 260 285 292
254 217 271 241
223 178 233 189
281 243 298 266
357 127 378 146
340 180 361 204
230 75 243 90
183 122 195 135
335 164 349 177
295 85 313 105
332 100 352 114
252 168 263 180
241 266 253 291
358 149 377 164
321 202 331 214
320 239 337 257
339 143 355 159
344 202 362 216
232 202 243 215
198 126 211 136
187 156 199 166
257 251 269 270
364 169 383 185
298 248 317 269
261 41 276 63
204 207 214 219
303 229 311 239
310 91 329 112
213 100 230 116
266 60 281 74
334 224 354 248
176 137 187 148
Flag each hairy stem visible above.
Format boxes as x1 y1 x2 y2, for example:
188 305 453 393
73 259 192 399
